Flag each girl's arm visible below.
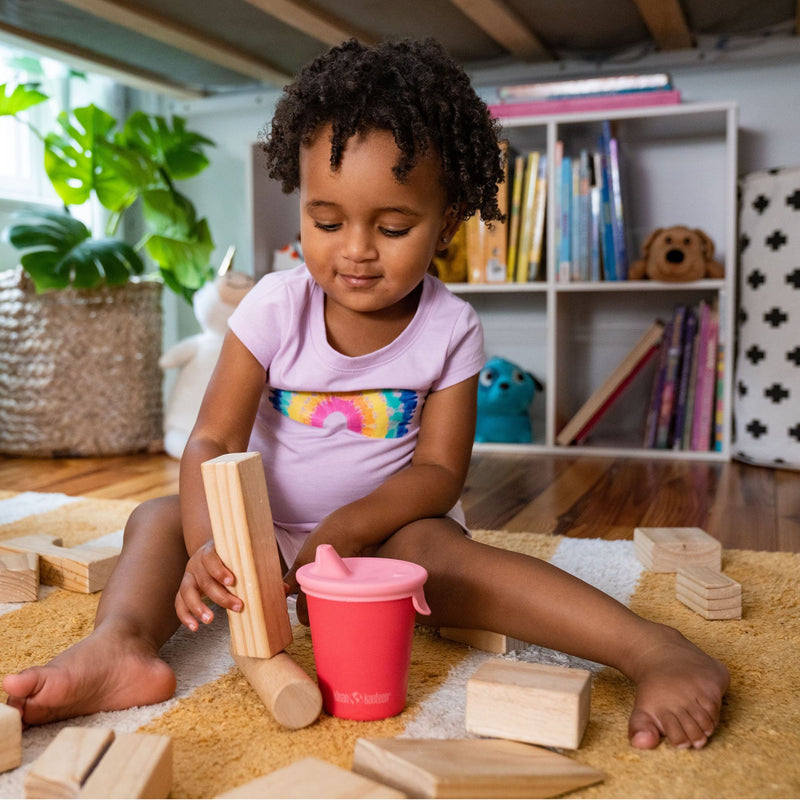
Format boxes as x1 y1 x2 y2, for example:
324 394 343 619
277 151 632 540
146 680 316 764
175 330 266 630
285 373 479 590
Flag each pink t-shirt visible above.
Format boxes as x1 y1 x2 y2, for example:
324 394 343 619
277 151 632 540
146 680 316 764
228 264 484 538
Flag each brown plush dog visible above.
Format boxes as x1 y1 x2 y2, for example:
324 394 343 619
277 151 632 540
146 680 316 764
629 225 724 281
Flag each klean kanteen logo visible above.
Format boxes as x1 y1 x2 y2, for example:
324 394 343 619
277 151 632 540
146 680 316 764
333 690 391 705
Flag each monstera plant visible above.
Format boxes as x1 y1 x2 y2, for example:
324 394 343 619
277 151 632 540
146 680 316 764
1 82 215 303
0 81 217 457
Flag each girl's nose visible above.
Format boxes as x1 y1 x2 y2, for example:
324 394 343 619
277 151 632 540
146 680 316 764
343 227 378 262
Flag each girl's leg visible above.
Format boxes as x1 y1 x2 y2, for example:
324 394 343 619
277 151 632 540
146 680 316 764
377 519 729 750
2 496 187 725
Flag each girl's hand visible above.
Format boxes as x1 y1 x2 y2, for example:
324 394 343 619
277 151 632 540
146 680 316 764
175 540 243 631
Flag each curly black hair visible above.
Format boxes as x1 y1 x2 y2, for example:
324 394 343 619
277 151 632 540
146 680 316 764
260 38 505 223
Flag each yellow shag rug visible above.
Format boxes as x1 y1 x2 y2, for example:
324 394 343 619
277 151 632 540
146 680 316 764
1 491 799 798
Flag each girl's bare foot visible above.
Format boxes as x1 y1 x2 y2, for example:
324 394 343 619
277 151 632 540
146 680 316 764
625 623 730 749
2 625 176 726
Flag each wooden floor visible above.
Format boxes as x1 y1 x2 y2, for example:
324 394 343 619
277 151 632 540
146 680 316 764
0 451 798 553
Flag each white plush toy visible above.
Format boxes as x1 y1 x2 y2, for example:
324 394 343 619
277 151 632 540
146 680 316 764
160 260 254 459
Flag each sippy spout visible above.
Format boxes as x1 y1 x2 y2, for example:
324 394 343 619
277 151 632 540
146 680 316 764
412 587 431 615
313 544 352 578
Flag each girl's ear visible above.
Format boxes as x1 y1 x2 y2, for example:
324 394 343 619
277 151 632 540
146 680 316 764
439 203 465 248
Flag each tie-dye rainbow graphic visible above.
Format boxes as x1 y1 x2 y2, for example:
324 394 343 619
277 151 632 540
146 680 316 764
269 388 419 439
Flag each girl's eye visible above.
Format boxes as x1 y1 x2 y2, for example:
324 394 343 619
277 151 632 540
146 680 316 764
313 221 341 232
380 227 411 238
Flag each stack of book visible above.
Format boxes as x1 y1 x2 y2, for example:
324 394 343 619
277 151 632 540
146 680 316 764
555 300 723 451
554 120 629 282
488 72 681 119
644 300 723 452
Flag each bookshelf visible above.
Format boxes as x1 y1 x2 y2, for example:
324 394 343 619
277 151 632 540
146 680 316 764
447 100 738 460
250 101 738 461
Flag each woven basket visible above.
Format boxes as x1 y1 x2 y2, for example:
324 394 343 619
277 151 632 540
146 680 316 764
0 267 164 457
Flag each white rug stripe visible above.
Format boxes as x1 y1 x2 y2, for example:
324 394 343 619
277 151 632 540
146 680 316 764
401 536 644 740
0 492 79 525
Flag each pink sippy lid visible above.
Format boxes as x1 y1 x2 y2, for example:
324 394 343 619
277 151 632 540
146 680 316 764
296 544 431 614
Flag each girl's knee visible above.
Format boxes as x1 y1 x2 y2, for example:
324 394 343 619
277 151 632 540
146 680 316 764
379 518 464 564
123 496 182 547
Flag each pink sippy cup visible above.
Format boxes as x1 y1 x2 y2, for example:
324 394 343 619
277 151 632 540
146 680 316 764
296 544 431 720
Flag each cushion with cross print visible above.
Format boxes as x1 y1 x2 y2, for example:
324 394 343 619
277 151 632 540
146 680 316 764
734 165 800 469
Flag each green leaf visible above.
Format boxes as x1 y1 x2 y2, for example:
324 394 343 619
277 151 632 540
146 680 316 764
6 208 144 292
121 112 214 180
142 216 214 291
141 187 197 238
44 104 157 211
0 82 48 116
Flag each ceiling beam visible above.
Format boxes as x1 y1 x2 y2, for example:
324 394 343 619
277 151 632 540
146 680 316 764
0 21 205 99
631 0 694 50
55 0 291 84
239 0 377 47
448 0 551 60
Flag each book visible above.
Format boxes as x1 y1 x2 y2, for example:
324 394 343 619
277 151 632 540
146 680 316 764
690 306 719 451
672 306 698 449
505 154 526 281
654 305 687 449
574 343 660 444
680 301 705 450
553 140 564 281
497 73 672 102
515 151 540 282
467 143 510 283
713 340 725 452
595 151 616 280
602 123 629 280
644 319 673 448
558 155 572 282
527 154 548 281
556 320 665 446
488 89 681 119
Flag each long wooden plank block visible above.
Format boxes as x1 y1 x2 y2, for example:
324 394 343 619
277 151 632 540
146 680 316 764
201 452 292 658
352 738 604 798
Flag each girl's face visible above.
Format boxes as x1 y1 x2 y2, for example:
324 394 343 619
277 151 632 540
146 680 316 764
298 125 460 319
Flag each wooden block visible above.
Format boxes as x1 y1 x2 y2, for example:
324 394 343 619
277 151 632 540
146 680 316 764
0 704 22 774
217 756 405 798
79 733 172 798
633 527 722 572
439 628 528 654
0 535 119 593
676 589 742 619
25 726 115 798
232 650 322 730
0 551 39 602
677 566 741 599
352 738 604 798
201 452 293 659
465 658 591 750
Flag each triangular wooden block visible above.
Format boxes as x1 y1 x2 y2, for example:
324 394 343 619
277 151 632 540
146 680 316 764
217 757 405 798
0 535 119 593
352 738 604 798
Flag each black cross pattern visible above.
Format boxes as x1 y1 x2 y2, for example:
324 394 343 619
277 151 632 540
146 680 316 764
737 380 748 396
764 382 790 403
738 307 748 325
753 194 770 214
739 233 751 253
746 344 766 365
787 346 800 366
790 423 800 442
747 269 766 289
787 188 800 210
766 230 788 250
746 419 767 438
764 307 788 327
786 268 800 289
